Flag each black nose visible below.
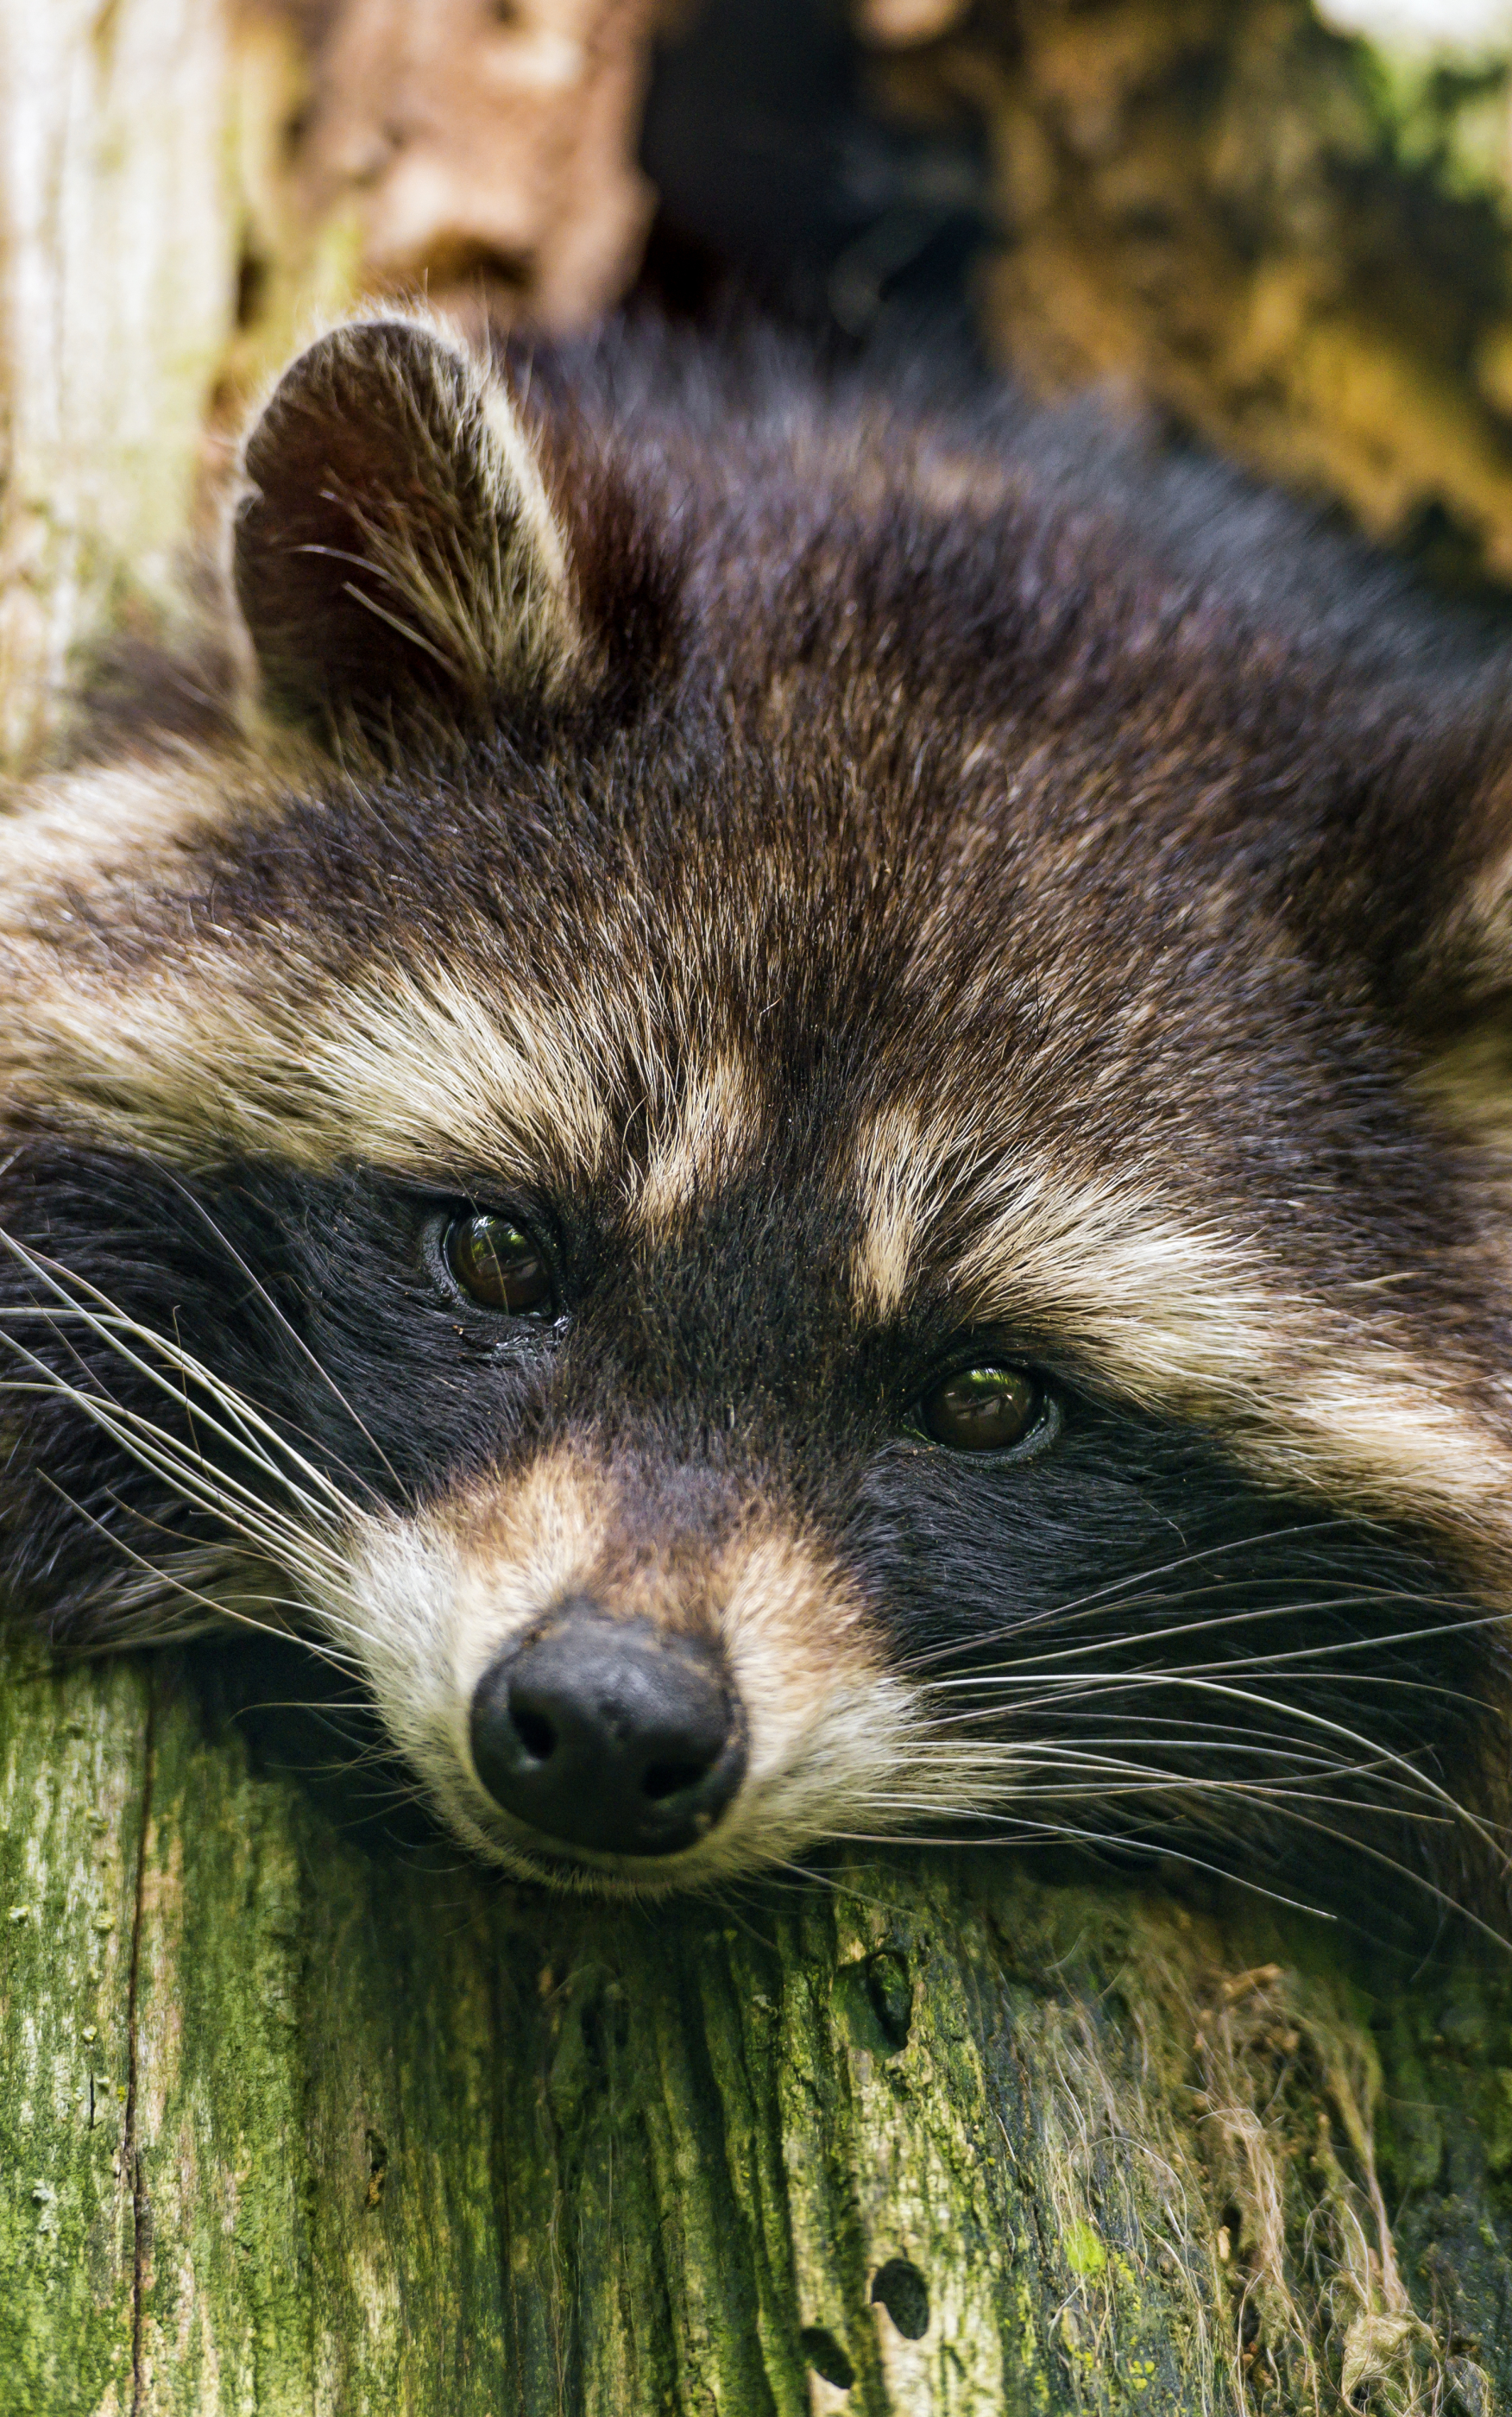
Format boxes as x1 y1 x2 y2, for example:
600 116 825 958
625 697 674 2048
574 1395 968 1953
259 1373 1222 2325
469 1609 747 1858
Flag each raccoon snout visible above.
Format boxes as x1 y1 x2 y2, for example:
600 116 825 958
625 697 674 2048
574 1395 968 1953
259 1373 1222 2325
468 1606 747 1858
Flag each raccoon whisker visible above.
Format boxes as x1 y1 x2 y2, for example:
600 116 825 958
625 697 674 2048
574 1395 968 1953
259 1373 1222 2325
85 1487 384 1657
1172 1640 1504 1704
917 1720 1490 1805
887 1742 1402 1791
893 1566 1468 1682
1074 1596 1484 1665
291 1741 412 1783
895 1564 1471 1676
35 1476 363 1674
867 1783 1453 1859
0 1228 364 1507
0 1308 352 1548
917 1669 1459 1775
272 1748 417 1792
1125 1675 1511 1865
0 1253 357 1526
890 1772 1447 1814
0 1273 369 1558
1060 1667 1496 1725
0 1355 329 1556
984 1667 1495 1713
761 1858 902 1909
908 1713 1364 1754
921 1657 1496 1725
1 1362 344 1579
1172 1795 1512 1954
3 1345 351 1556
213 1693 375 1725
1160 1587 1472 1643
904 1707 1484 1824
230 1698 390 1761
907 1736 1377 1777
917 1692 1438 1732
914 1680 1380 1733
922 1756 1370 1793
914 1602 1499 1699
98 1508 324 1624
821 1821 1344 1923
157 1175 404 1499
891 1522 1377 1673
3 1361 350 1600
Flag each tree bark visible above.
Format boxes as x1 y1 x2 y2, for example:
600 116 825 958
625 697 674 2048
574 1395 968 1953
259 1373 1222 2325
6 1630 1512 2414
5 6 1512 2414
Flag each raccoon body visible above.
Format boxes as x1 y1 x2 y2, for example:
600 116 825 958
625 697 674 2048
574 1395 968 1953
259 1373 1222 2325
5 312 1512 1910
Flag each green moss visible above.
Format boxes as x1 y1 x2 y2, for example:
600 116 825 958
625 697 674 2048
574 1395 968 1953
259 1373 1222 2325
1063 2222 1108 2281
8 1642 1512 2409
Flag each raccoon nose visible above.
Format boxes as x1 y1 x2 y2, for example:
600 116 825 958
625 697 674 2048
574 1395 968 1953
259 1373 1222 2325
469 1609 747 1858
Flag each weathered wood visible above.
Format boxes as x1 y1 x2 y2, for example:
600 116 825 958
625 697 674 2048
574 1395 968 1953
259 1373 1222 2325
0 1645 144 2414
7 1632 1512 2414
0 0 247 767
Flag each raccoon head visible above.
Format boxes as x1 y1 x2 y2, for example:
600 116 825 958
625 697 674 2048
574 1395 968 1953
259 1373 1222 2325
6 313 1512 1909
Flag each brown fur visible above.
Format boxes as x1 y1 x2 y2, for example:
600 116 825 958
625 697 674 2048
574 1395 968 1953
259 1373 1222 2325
5 310 1512 1915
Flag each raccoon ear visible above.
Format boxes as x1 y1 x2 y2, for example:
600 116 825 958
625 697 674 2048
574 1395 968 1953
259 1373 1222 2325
232 318 582 749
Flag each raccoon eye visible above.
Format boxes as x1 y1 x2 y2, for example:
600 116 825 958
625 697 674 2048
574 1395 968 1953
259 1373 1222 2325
917 1364 1043 1454
445 1212 552 1316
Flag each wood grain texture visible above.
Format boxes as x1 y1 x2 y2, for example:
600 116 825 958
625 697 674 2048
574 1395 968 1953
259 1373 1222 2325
6 1638 1512 2414
0 0 241 766
0 1642 145 2415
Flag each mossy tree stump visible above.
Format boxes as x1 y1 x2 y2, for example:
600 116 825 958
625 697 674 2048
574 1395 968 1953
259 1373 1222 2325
6 1632 1512 2414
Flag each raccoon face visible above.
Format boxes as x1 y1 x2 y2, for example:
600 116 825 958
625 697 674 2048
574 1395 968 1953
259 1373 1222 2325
7 315 1512 1905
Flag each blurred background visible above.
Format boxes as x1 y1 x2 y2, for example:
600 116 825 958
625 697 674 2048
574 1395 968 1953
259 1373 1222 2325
256 0 1512 603
13 0 1512 767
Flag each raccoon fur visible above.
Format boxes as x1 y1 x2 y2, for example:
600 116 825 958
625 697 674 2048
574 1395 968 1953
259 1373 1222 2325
5 309 1512 1917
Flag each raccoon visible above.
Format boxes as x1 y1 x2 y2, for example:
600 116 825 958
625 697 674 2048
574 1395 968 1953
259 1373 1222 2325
5 310 1512 1915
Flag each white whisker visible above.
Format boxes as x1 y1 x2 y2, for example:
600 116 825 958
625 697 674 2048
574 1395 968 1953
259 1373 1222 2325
0 1246 354 1522
911 1593 1485 1694
0 1238 381 1656
37 1474 363 1674
3 1365 346 1590
891 1520 1372 1674
155 1176 404 1498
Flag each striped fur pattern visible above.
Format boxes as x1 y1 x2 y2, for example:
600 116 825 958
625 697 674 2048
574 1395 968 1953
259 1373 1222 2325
6 309 1512 1913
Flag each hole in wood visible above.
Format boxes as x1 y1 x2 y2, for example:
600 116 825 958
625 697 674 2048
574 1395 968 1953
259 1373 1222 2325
872 2256 929 2338
865 1948 912 2050
365 2129 388 2209
799 2326 855 2389
835 1947 912 2057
